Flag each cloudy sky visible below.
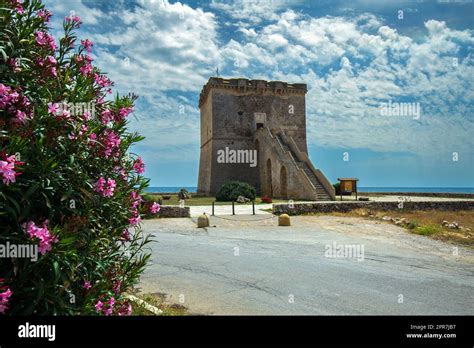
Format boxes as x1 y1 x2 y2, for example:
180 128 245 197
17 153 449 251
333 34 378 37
44 0 473 188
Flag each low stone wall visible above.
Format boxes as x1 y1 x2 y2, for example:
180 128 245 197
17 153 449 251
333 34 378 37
273 201 474 215
158 206 190 218
361 192 474 199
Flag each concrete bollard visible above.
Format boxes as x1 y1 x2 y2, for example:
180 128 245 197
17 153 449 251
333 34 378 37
278 214 291 226
197 213 210 228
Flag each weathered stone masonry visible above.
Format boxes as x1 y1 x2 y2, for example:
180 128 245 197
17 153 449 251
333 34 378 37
197 77 335 201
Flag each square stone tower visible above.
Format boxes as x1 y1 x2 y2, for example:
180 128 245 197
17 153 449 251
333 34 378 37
197 77 335 201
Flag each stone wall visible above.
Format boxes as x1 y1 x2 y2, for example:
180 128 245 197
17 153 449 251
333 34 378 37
273 201 474 215
362 192 474 199
157 206 190 218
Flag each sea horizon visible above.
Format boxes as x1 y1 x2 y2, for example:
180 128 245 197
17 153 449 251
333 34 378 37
145 186 474 194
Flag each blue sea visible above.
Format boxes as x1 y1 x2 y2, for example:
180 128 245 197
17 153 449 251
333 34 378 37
145 186 474 194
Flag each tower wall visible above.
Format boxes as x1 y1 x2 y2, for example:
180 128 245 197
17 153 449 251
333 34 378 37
197 77 309 196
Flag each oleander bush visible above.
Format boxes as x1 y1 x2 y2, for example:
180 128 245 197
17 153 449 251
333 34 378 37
0 0 156 315
215 181 256 202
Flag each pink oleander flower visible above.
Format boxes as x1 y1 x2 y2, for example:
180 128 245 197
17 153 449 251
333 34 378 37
114 166 128 181
7 58 21 72
128 215 141 226
14 110 27 123
103 130 121 158
61 108 71 120
0 287 12 314
100 109 113 125
0 155 19 185
23 221 58 255
95 300 103 313
94 74 112 88
65 14 81 28
50 67 57 77
132 156 145 174
81 39 93 53
94 177 116 197
46 55 57 64
113 281 121 294
68 132 77 140
0 83 11 95
47 102 59 115
116 106 133 121
94 176 106 193
78 124 88 136
118 302 132 316
150 202 161 214
122 229 131 241
37 9 52 22
34 31 57 50
79 62 92 76
104 297 115 316
83 281 92 290
83 110 91 121
130 191 143 209
103 178 116 197
11 0 24 14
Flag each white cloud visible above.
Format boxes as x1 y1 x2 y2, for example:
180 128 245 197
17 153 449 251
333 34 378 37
44 1 473 166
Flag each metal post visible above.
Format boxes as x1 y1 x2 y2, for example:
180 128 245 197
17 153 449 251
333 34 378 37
252 201 255 215
232 201 235 215
212 202 215 216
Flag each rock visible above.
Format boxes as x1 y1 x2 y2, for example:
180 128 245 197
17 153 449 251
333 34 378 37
442 220 449 226
399 218 407 223
197 213 209 228
448 223 456 229
236 195 250 203
395 220 403 226
466 228 472 232
382 216 392 221
453 221 459 228
278 214 291 226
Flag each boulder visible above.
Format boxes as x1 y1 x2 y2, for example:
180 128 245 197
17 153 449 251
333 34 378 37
236 195 250 203
278 214 291 226
197 213 209 228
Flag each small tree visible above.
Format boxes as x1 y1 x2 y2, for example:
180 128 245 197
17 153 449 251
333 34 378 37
0 0 156 315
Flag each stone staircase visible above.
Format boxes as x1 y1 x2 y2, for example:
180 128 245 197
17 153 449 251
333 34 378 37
276 133 332 201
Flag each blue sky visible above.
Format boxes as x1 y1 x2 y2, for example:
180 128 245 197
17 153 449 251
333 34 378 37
44 0 474 187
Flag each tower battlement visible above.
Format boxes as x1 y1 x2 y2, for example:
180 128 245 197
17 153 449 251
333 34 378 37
199 77 307 107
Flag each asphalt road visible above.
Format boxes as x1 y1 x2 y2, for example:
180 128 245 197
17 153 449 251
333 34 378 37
139 215 474 315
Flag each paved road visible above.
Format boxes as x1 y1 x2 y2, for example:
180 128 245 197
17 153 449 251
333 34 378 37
139 215 474 315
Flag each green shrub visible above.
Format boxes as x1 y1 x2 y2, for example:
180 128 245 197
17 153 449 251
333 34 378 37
413 225 441 236
215 181 256 201
333 182 340 195
0 0 155 315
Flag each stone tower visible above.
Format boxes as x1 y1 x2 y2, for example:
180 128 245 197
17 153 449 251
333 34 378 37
197 77 335 201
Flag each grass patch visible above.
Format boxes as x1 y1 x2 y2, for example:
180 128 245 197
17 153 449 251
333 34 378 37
131 293 188 316
413 224 441 236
